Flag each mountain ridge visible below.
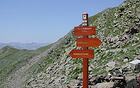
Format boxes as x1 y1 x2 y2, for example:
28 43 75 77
0 0 140 87
0 42 48 50
24 0 140 87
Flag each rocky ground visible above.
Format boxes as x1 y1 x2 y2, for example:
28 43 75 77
2 0 140 87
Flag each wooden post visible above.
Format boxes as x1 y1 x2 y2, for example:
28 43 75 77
69 12 101 88
82 12 89 88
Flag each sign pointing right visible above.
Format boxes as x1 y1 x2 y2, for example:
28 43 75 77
76 38 102 47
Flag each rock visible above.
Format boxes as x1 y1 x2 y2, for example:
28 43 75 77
125 75 137 88
106 61 116 71
129 59 140 71
93 76 105 85
93 82 114 88
123 57 129 62
23 0 140 87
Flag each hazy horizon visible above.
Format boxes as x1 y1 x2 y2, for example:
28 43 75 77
0 41 49 44
0 0 124 43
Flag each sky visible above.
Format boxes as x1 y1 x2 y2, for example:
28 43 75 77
0 0 124 43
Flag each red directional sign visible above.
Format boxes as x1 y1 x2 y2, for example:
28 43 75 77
76 38 102 47
69 49 94 59
69 13 102 88
73 26 96 36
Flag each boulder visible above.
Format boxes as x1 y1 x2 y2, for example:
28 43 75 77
93 82 114 88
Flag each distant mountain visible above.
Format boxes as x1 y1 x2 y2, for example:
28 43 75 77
0 42 5 48
23 0 140 87
0 42 48 50
0 45 52 88
0 0 140 88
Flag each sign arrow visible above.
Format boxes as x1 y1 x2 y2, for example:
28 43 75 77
69 49 94 59
76 38 102 47
73 26 96 36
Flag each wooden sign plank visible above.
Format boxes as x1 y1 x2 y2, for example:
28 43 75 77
69 49 94 59
73 26 96 36
76 38 102 47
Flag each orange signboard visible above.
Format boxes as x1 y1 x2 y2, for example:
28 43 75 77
69 49 94 59
69 13 102 88
76 38 102 47
73 26 96 36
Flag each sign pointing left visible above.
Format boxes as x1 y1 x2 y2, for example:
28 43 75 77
73 26 96 36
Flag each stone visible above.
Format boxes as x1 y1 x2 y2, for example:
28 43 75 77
93 82 114 88
106 61 116 71
123 57 129 62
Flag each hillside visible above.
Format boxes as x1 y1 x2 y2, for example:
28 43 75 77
1 0 140 87
24 0 140 87
0 45 51 88
0 46 36 87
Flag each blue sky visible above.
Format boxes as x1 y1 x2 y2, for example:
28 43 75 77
0 0 124 43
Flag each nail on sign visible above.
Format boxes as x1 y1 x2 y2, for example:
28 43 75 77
69 49 94 59
73 26 96 36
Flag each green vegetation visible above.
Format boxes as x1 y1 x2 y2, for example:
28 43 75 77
69 67 82 79
0 45 51 87
1 0 140 87
0 47 33 85
36 43 53 53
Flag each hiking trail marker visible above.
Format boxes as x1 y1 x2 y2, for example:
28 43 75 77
69 12 102 88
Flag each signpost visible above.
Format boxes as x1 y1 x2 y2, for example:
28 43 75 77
69 12 101 88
